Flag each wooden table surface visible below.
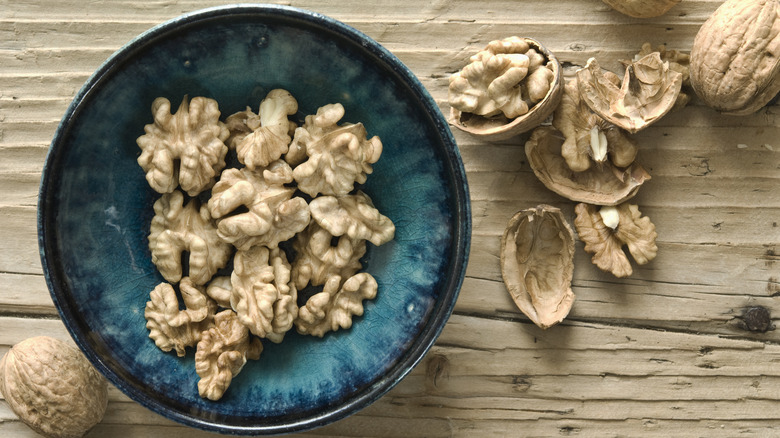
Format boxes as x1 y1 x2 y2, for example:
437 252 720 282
2 0 780 436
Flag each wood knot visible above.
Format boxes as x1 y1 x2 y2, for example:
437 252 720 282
425 353 450 391
737 306 775 333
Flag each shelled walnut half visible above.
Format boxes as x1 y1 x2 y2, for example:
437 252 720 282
500 205 576 329
574 203 658 278
525 126 650 206
553 80 638 173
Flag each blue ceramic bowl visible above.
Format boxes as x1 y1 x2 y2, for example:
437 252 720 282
37 4 470 436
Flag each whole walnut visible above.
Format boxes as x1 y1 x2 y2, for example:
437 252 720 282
0 336 108 438
690 0 780 115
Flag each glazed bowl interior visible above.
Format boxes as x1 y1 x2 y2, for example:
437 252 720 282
38 4 470 435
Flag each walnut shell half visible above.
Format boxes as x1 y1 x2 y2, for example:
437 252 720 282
689 0 780 115
449 37 564 141
576 54 682 134
500 205 576 329
525 126 651 206
0 336 108 438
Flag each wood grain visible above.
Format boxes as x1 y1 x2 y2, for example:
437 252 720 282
1 0 779 436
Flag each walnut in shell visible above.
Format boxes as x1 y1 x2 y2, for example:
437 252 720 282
689 0 780 115
149 190 233 286
602 0 680 18
500 205 576 329
295 273 378 337
137 95 229 196
195 310 263 401
448 36 563 141
0 336 108 438
576 54 682 134
574 203 658 278
525 126 651 206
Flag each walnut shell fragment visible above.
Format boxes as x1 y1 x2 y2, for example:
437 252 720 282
500 205 576 329
525 126 651 206
574 203 658 278
602 0 680 18
635 42 691 109
576 54 682 133
689 0 780 115
0 336 108 438
448 36 563 141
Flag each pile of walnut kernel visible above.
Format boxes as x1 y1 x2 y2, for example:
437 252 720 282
136 89 395 400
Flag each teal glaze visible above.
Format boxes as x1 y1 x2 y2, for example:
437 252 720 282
38 4 470 435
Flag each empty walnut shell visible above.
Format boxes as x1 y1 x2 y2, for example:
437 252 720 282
525 126 651 206
449 37 564 141
500 205 575 329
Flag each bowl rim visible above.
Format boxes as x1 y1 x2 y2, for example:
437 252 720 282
37 3 471 435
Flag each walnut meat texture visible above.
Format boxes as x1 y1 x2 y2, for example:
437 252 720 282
309 190 396 247
500 205 576 329
226 89 299 170
449 36 555 120
291 222 367 290
0 336 108 438
207 160 311 251
525 126 651 206
287 103 383 197
149 190 233 286
230 245 298 343
553 79 638 173
574 203 658 278
137 95 229 196
602 0 680 18
145 277 218 357
576 54 682 134
295 273 378 337
195 310 263 401
689 0 780 115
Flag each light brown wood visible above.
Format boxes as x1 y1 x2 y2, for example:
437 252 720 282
2 0 779 436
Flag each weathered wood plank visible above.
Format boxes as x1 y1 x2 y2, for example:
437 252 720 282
0 0 723 24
